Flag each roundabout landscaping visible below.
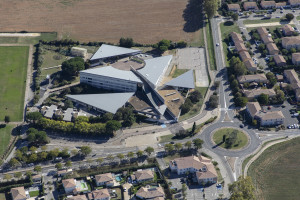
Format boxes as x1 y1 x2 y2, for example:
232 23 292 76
212 128 249 150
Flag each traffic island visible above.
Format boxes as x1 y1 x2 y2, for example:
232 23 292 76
212 128 249 150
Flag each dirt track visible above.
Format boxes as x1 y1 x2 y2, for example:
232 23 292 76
0 0 202 43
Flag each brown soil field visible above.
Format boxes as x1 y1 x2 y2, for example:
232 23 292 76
0 0 203 43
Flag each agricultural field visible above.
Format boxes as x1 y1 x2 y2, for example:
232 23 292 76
248 137 300 200
0 46 29 122
0 0 203 44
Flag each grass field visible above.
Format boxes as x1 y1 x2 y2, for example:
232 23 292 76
0 193 5 200
248 137 300 200
0 0 202 44
206 22 217 70
179 87 208 121
220 21 240 66
29 190 40 197
0 124 15 157
0 33 57 44
213 128 248 150
0 46 29 121
172 66 189 78
243 18 281 25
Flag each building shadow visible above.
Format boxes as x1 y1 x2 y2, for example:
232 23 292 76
183 0 204 32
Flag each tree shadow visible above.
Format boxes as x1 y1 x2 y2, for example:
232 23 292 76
183 0 204 33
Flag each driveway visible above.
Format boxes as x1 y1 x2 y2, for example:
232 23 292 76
123 183 132 200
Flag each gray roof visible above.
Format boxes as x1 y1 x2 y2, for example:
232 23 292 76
137 55 172 87
165 70 195 89
90 44 142 60
80 66 142 83
67 93 134 114
44 105 57 118
63 108 73 122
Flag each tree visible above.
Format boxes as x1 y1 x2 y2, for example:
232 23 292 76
34 165 42 173
28 153 38 163
41 146 47 151
286 13 294 21
189 90 202 103
117 153 125 161
64 100 73 109
65 161 72 168
157 39 171 53
266 72 277 87
185 141 192 149
164 144 174 153
30 146 37 152
105 120 122 133
204 0 218 19
4 174 12 181
26 112 42 123
40 151 48 160
102 113 114 122
119 37 134 48
97 157 104 165
225 130 238 148
127 152 134 159
61 57 85 77
4 115 10 123
257 93 269 105
174 143 182 151
144 147 154 156
209 95 219 109
192 122 196 134
55 163 63 170
234 97 248 107
106 155 114 161
14 172 22 179
231 13 238 21
9 158 19 167
71 149 78 156
80 146 92 156
177 41 187 48
182 183 188 199
136 150 144 158
193 139 204 150
229 176 255 200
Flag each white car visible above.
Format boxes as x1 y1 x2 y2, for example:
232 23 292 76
216 43 220 46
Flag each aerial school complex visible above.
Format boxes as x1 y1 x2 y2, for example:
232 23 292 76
67 44 195 123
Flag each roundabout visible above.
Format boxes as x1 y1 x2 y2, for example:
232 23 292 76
212 128 249 150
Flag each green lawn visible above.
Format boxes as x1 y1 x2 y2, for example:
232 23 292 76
0 125 15 157
0 46 29 121
41 50 68 69
172 66 189 78
188 28 205 48
243 18 281 25
220 21 240 66
206 22 217 70
248 137 300 200
0 33 57 44
29 190 40 197
0 193 5 200
179 87 208 121
297 16 300 20
212 128 248 150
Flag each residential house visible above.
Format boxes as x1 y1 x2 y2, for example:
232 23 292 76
44 105 57 119
289 0 300 7
246 102 262 119
261 35 274 44
266 43 279 55
237 74 268 84
32 174 42 182
239 51 251 62
136 186 165 200
260 1 276 9
256 111 285 126
257 27 268 37
169 155 217 184
276 2 286 8
273 55 287 67
282 24 294 36
276 74 284 82
284 69 300 84
282 36 300 49
67 195 88 200
88 189 111 200
244 89 276 99
243 2 258 10
135 170 154 183
244 59 258 72
230 32 243 44
227 4 240 12
292 53 300 65
235 42 248 53
95 173 114 187
62 179 77 194
11 187 27 200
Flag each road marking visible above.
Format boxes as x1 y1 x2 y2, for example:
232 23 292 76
233 172 237 181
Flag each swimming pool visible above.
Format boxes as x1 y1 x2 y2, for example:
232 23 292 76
115 175 122 182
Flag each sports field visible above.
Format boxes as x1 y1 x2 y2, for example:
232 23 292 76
0 46 29 122
0 0 203 44
248 137 300 200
